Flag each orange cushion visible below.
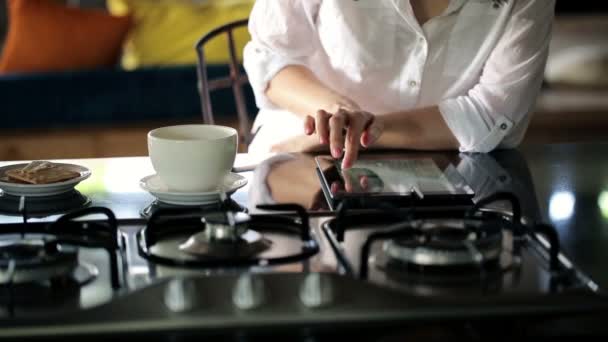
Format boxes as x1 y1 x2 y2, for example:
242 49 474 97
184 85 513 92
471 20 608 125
0 0 132 74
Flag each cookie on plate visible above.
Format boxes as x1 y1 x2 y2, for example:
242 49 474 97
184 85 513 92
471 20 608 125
5 161 81 185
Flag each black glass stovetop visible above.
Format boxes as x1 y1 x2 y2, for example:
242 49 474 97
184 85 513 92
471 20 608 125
2 146 608 339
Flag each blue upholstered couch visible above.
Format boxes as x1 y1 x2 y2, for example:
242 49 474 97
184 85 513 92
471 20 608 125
0 65 257 130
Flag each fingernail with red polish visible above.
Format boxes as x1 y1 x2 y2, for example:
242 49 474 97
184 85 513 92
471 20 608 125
333 147 342 158
331 183 338 194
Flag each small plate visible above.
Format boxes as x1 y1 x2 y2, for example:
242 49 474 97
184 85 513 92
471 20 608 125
0 163 92 197
139 173 248 206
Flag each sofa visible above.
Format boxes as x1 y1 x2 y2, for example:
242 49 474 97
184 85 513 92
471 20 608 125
0 64 256 130
0 0 257 160
0 63 257 160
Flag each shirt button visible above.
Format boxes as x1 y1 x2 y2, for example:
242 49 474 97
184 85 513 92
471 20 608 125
500 123 509 130
409 80 418 87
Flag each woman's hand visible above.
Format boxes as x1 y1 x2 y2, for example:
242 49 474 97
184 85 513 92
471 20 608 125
331 172 369 194
304 108 384 169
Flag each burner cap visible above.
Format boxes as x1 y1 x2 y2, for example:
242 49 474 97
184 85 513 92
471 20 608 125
179 229 272 259
204 212 251 226
0 238 79 284
177 210 272 258
383 220 503 267
200 212 252 241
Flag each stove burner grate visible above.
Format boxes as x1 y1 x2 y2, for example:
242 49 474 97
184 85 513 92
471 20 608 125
137 204 320 268
0 239 79 284
179 229 273 259
324 192 562 280
382 219 504 268
1 207 124 318
0 207 123 289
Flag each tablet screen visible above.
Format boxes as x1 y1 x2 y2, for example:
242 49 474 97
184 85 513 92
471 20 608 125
315 155 474 201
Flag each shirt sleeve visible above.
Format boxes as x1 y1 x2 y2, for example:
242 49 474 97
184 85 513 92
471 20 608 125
438 0 555 153
243 0 322 110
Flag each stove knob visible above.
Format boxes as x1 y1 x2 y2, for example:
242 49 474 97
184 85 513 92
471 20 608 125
299 273 333 309
164 278 198 313
233 273 265 310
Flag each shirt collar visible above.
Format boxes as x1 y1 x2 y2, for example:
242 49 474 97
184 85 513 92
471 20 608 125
444 0 469 16
393 0 469 20
390 0 469 35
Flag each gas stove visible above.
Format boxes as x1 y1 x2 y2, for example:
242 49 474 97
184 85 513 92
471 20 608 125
0 192 607 340
322 193 598 297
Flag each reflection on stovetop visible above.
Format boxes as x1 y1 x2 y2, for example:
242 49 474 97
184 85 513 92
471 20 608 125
0 207 122 319
1 191 607 339
322 192 598 298
139 198 246 219
0 190 91 219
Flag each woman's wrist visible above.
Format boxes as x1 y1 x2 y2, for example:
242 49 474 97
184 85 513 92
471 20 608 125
372 107 459 150
367 112 412 150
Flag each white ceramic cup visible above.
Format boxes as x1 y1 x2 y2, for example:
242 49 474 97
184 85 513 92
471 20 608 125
148 125 238 192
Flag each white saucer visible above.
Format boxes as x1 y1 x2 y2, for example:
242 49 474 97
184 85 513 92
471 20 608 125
0 163 92 197
139 173 248 206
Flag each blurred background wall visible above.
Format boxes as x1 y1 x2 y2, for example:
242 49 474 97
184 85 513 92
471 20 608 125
2 1 608 40
0 1 606 160
0 0 106 60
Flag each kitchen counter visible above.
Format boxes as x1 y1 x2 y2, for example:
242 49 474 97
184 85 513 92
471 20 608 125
1 143 607 290
519 142 608 289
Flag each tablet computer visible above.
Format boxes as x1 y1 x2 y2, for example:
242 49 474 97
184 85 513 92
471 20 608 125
315 155 475 211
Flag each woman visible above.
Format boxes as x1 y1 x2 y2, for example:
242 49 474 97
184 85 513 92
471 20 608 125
244 0 555 169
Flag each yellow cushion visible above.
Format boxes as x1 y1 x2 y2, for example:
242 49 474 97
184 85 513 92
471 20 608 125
107 0 253 69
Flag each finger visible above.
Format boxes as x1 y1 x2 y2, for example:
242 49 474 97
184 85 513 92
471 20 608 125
311 190 324 211
329 111 346 159
304 115 315 135
361 116 383 148
330 181 342 195
342 169 354 193
316 110 331 145
342 114 366 169
359 175 369 190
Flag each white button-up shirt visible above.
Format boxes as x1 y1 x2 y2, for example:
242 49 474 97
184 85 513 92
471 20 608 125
244 0 555 153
